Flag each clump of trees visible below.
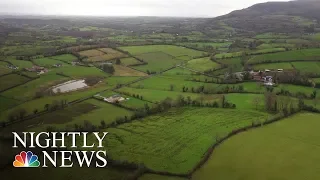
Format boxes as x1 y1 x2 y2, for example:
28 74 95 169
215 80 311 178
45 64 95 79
85 77 101 86
101 64 115 74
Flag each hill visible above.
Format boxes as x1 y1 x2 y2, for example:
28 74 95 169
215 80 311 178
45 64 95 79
205 0 320 34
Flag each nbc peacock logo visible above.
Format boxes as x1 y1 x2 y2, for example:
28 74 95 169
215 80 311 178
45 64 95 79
13 151 40 167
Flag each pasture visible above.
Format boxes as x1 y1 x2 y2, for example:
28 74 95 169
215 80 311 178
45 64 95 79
6 59 34 69
248 48 320 64
120 57 142 66
0 74 30 92
134 52 183 73
1 74 69 101
192 113 320 180
186 57 221 72
113 65 147 76
252 62 294 70
0 61 12 75
80 108 268 173
80 48 126 62
0 96 20 111
49 54 78 63
119 45 205 58
291 62 320 74
32 57 69 68
53 66 108 78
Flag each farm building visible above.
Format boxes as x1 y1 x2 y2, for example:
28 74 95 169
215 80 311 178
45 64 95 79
53 63 63 68
25 65 48 75
104 94 126 103
7 64 19 70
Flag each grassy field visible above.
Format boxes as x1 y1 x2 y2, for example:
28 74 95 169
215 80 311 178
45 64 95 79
192 113 320 180
178 42 231 49
214 48 286 59
80 48 126 62
248 48 320 64
0 61 12 75
255 33 289 39
257 43 295 49
0 85 108 122
312 78 320 83
79 108 268 173
291 62 320 74
0 166 131 180
139 174 187 180
1 74 69 101
118 87 221 103
134 52 183 73
49 54 78 63
120 57 142 66
0 96 21 111
6 59 34 69
252 62 294 70
0 74 30 92
119 45 205 58
186 57 221 72
53 66 108 78
32 57 69 68
113 65 147 76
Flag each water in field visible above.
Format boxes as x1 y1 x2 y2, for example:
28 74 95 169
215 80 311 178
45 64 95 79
52 80 87 93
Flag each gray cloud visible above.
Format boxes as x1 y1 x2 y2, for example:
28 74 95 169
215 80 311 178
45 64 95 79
0 0 289 17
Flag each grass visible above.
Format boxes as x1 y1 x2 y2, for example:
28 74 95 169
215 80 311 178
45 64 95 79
257 43 295 49
0 74 30 92
139 174 187 180
248 48 320 64
134 52 183 73
48 54 78 63
80 108 268 173
32 57 69 68
178 42 231 49
214 48 286 59
119 45 205 58
113 65 147 76
0 61 12 75
1 74 69 101
0 166 131 180
186 57 220 72
255 33 289 39
80 48 126 62
120 57 142 66
118 87 221 103
192 113 320 180
0 96 21 111
291 62 320 74
312 78 320 83
105 76 142 87
53 66 108 78
0 85 108 122
252 62 294 70
129 75 220 92
6 59 34 69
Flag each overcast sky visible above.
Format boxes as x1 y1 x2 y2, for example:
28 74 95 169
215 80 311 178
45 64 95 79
0 0 289 17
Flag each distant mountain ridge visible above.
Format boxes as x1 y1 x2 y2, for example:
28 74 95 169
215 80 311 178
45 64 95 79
206 0 320 33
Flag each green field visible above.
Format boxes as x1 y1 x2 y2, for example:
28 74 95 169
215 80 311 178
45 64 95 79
6 59 34 69
291 62 320 74
120 57 142 66
0 74 30 92
255 33 289 39
0 96 21 111
134 52 183 73
139 174 187 180
32 57 69 68
118 87 220 103
192 113 320 180
214 48 286 59
1 74 69 101
53 66 108 78
0 61 12 75
119 45 205 58
257 43 295 49
179 42 231 49
252 62 294 70
248 48 320 64
79 108 268 173
186 57 220 72
49 54 78 63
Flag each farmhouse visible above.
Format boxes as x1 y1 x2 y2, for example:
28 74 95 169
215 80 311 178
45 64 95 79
7 64 19 70
25 65 48 75
104 94 126 103
53 63 63 68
